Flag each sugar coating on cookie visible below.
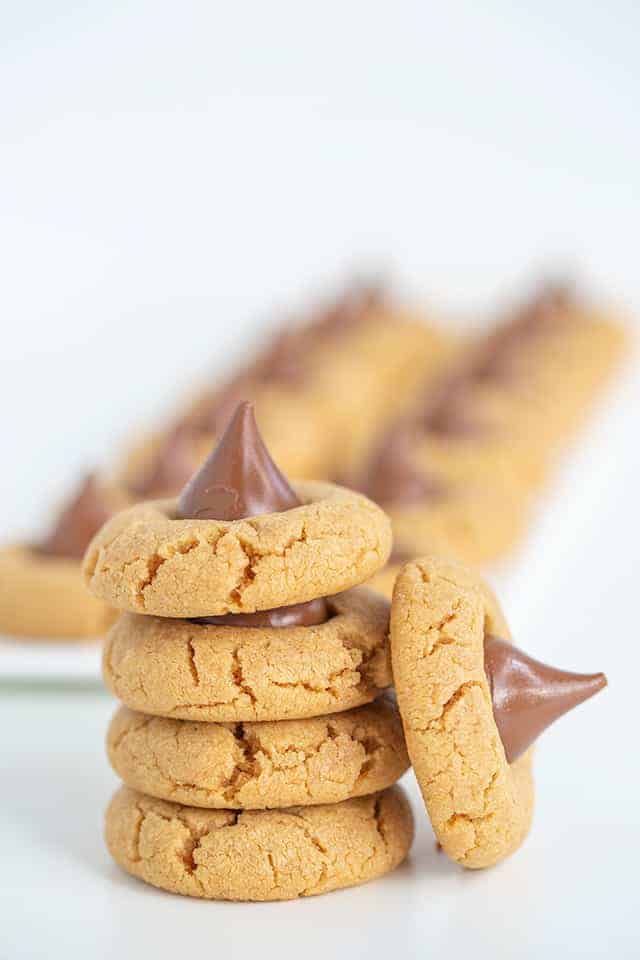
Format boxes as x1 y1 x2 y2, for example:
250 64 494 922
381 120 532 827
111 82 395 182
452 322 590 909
84 481 391 617
107 697 409 809
103 586 392 721
105 785 414 901
390 556 534 869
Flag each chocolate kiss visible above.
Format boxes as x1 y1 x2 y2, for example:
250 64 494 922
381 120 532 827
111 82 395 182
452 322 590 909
192 598 329 629
512 283 572 339
177 401 300 521
466 331 527 386
253 329 308 385
419 372 487 438
484 635 607 763
39 474 112 561
362 428 447 507
312 281 384 339
129 427 195 499
178 401 328 628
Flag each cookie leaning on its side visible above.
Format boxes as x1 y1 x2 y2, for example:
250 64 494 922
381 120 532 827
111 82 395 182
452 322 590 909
390 556 606 868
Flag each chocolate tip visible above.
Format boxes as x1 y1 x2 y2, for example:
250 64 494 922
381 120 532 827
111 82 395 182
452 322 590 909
177 399 300 521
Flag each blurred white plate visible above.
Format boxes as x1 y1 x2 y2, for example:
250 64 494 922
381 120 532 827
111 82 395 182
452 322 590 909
0 636 102 682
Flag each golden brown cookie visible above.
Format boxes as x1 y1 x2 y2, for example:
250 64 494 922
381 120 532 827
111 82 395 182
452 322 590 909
0 545 116 639
387 483 527 568
107 697 409 809
308 308 457 479
390 556 534 869
105 784 413 900
103 586 393 721
84 482 391 617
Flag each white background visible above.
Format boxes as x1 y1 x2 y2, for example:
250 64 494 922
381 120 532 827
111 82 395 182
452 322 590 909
1 2 639 957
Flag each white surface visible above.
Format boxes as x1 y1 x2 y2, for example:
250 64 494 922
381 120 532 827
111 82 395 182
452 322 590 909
1 371 638 958
0 636 102 682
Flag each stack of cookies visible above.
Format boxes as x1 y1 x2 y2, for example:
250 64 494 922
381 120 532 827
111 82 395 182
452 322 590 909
84 402 414 901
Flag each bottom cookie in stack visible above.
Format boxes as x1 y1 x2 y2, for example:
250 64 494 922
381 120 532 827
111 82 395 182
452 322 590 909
106 785 413 901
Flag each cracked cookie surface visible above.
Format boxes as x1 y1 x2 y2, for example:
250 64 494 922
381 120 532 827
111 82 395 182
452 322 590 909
0 545 116 639
107 697 409 809
103 586 393 721
84 482 391 617
105 784 413 900
390 556 534 869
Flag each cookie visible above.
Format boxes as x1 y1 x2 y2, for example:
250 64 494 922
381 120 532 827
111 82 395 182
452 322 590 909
357 425 528 569
107 697 409 809
84 481 391 618
105 784 413 900
306 301 457 479
390 556 606 868
387 486 526 568
0 545 116 639
103 586 393 721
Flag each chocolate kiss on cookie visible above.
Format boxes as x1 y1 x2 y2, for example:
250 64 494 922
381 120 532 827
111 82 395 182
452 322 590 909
485 635 606 763
361 427 447 508
129 427 195 499
39 474 112 561
178 401 328 627
418 372 487 438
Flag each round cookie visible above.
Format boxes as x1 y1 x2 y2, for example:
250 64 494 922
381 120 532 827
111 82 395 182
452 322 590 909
390 556 534 869
107 697 409 809
103 586 393 721
105 784 414 901
84 481 391 618
0 545 116 639
387 484 527 568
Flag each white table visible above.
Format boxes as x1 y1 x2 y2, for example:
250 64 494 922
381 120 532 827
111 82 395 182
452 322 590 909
1 372 638 959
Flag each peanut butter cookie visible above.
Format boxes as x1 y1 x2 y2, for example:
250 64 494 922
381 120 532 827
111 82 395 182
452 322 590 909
0 545 116 639
105 784 413 901
0 475 119 639
103 586 392 721
107 697 409 809
84 481 391 618
390 556 606 868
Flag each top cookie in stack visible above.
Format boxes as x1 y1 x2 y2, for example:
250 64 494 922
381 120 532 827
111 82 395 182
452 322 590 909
85 402 413 901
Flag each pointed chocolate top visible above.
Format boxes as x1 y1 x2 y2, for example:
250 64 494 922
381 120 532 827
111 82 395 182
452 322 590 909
129 427 195 499
39 474 112 561
419 372 487 438
177 401 300 521
484 635 607 763
362 427 447 507
178 402 329 627
311 281 385 340
511 283 573 339
253 329 308 385
465 331 527 386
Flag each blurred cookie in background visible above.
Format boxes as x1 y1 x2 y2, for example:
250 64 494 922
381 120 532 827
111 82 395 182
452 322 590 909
0 474 122 640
